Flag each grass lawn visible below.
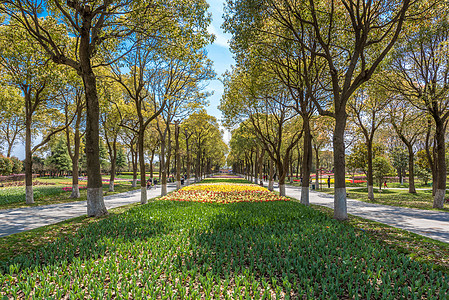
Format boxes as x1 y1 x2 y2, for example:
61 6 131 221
317 187 449 212
0 177 139 210
0 181 448 298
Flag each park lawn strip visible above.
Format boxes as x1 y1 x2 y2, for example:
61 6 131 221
1 199 448 298
0 203 139 262
310 204 449 274
0 183 139 210
318 187 449 212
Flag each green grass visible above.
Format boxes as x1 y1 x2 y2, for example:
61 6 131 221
1 200 447 299
320 187 449 212
0 183 139 210
310 204 449 274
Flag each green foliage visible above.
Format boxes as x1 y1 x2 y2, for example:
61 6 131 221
415 165 431 185
0 200 447 298
0 155 13 175
10 157 22 174
390 147 408 171
373 156 394 189
116 148 127 173
347 142 385 173
0 155 21 175
46 138 72 173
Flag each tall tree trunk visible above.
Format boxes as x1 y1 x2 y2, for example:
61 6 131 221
278 160 288 196
24 97 33 204
132 146 138 187
70 112 81 198
83 71 107 217
175 122 181 190
315 145 320 191
138 129 147 204
160 138 167 196
433 120 446 209
333 112 348 220
186 147 191 185
268 159 274 191
258 149 265 186
301 119 312 205
254 148 259 185
150 150 155 183
425 122 436 196
407 145 416 193
367 140 374 200
108 140 117 192
164 151 171 195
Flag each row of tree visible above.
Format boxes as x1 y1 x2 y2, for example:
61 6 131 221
0 0 227 216
221 0 448 220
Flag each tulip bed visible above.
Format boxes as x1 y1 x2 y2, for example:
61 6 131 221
1 199 448 299
160 183 289 204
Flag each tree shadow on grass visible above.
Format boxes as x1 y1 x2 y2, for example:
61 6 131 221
181 201 447 299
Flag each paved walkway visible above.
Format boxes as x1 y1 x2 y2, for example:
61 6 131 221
265 181 449 244
0 183 180 237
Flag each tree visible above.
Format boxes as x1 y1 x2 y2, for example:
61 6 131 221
390 146 408 185
224 0 417 220
386 10 449 208
348 85 388 200
62 76 85 198
373 156 394 192
0 86 24 157
387 96 426 193
0 155 13 175
47 138 72 176
1 0 197 215
221 67 303 196
0 22 69 204
116 147 127 174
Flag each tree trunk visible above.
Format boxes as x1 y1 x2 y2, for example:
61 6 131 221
407 145 416 193
108 140 117 193
301 118 312 205
258 149 265 186
186 148 191 185
160 138 167 196
83 70 107 217
254 148 259 185
70 116 81 198
24 101 33 204
367 140 374 200
164 150 171 195
278 160 287 196
333 112 348 220
268 159 274 191
150 150 155 183
138 129 147 204
433 120 446 209
132 147 138 187
175 122 181 190
315 146 320 191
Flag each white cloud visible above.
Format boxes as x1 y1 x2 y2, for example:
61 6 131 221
208 23 230 48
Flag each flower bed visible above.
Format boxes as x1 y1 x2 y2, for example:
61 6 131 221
160 183 289 204
210 174 242 178
61 186 87 192
1 201 447 299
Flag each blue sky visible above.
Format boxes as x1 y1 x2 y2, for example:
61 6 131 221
204 0 235 141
